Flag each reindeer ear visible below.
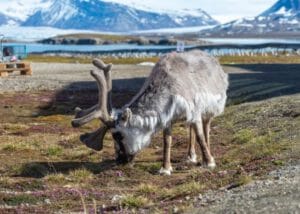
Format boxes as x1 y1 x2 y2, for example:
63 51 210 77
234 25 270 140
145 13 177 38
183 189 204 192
121 108 132 122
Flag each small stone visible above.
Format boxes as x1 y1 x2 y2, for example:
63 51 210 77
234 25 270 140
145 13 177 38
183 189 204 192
173 206 179 213
44 199 51 204
112 195 123 203
185 196 191 201
198 194 203 200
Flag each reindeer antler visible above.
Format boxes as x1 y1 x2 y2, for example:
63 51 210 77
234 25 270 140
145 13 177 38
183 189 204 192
71 59 115 151
93 59 113 112
72 70 113 127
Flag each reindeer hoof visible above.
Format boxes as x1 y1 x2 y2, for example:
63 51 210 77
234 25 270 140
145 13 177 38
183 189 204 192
159 167 173 176
203 158 216 169
186 154 197 164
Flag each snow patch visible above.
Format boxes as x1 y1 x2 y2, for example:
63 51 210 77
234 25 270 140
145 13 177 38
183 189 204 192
0 0 52 21
275 7 287 15
288 19 299 24
133 25 214 34
0 26 110 41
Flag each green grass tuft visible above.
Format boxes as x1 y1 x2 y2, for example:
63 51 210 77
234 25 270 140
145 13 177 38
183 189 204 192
161 181 203 200
233 129 255 144
137 184 159 195
68 168 94 182
2 194 41 206
120 195 151 209
235 175 253 186
46 146 63 157
45 173 66 184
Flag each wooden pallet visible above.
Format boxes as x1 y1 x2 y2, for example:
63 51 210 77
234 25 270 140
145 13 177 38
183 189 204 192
0 62 32 77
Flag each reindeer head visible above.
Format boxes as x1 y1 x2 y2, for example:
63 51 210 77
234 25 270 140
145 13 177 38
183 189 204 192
71 59 145 164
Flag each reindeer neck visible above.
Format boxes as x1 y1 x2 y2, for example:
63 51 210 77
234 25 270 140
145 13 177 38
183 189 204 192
128 93 182 133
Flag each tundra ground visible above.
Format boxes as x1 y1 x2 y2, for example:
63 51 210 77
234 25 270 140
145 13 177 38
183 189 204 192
0 61 299 213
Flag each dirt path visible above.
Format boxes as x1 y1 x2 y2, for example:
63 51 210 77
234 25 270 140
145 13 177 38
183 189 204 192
191 161 300 213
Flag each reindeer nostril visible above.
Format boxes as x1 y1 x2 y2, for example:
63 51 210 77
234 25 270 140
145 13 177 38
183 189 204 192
71 120 80 128
116 153 135 165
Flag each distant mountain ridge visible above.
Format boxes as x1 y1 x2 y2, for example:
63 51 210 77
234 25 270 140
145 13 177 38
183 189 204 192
0 12 9 25
0 0 219 32
0 13 19 26
261 0 300 16
200 0 300 37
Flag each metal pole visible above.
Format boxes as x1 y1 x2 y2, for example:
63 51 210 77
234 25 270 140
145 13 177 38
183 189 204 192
0 34 4 61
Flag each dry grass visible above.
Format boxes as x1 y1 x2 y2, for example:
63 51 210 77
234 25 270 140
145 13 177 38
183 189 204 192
26 54 300 65
26 55 159 65
219 54 300 64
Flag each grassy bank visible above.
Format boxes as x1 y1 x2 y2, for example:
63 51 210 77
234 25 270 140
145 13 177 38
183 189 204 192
26 55 159 65
0 89 299 212
26 54 300 65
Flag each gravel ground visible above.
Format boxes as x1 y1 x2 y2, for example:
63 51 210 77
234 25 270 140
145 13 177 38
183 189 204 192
0 62 255 93
191 161 300 214
0 63 152 92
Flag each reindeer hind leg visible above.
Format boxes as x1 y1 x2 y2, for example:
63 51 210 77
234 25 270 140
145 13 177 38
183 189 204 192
192 119 216 169
187 125 197 163
203 117 212 151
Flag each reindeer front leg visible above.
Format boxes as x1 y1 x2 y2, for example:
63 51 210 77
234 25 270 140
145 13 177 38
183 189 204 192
159 126 173 175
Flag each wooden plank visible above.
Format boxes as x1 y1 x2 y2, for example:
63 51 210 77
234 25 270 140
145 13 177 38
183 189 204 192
20 69 32 76
1 68 29 72
0 64 6 70
0 62 32 77
0 71 9 77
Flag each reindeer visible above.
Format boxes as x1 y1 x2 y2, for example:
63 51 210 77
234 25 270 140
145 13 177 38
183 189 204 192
72 50 228 175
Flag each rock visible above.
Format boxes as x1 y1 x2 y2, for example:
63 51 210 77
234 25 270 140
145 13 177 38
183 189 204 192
112 195 124 203
44 199 51 204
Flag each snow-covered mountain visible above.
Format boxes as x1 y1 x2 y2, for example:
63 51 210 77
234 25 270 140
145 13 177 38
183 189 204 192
0 11 19 26
0 0 218 32
0 0 52 22
201 0 300 37
0 13 11 26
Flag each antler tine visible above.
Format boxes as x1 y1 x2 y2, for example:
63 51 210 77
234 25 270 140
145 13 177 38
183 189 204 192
73 59 113 120
72 70 113 128
74 105 98 119
90 69 111 121
93 59 113 112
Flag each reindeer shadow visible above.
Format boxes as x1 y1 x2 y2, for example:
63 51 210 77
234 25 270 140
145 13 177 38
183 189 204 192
226 64 300 105
37 77 145 117
17 160 116 178
37 63 300 118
